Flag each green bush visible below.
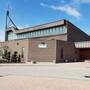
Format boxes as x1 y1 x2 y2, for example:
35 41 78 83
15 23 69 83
6 52 11 63
11 51 18 63
17 54 21 63
2 50 8 59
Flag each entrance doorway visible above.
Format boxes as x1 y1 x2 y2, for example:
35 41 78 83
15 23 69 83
79 48 90 60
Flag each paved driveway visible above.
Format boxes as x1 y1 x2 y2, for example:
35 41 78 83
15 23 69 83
0 62 90 80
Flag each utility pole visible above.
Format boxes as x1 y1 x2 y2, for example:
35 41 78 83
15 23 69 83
5 9 9 31
5 7 18 30
5 6 18 41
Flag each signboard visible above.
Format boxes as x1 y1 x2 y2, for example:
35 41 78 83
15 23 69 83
38 43 47 48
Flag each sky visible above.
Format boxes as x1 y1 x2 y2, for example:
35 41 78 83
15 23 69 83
0 0 90 41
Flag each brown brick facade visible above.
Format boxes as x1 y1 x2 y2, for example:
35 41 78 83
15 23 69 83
0 39 80 63
28 39 56 62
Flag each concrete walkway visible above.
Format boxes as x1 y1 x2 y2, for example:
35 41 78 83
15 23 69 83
0 62 90 80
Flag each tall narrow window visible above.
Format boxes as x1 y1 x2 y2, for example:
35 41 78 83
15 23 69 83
61 48 63 59
21 47 25 58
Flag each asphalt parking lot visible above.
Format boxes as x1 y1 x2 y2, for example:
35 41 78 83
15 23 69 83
0 62 90 80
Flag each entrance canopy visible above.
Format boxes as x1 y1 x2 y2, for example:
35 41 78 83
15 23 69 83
75 41 90 48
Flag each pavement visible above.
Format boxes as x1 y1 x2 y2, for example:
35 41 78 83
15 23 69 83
0 62 90 90
0 62 90 80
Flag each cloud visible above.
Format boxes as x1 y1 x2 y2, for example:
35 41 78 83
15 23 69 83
0 30 5 41
40 3 49 7
73 0 90 3
40 3 81 19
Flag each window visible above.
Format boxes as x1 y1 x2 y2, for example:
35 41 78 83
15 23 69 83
43 30 45 35
30 32 32 37
35 31 38 37
63 26 67 33
21 47 25 58
41 30 43 36
37 31 39 36
47 29 49 35
16 26 67 40
28 33 30 38
8 32 13 40
38 31 40 36
49 28 52 33
20 34 22 39
59 27 62 33
26 33 28 38
61 48 63 59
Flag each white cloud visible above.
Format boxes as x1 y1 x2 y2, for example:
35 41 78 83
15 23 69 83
73 0 90 3
40 3 81 19
40 3 49 8
51 5 81 18
0 30 5 42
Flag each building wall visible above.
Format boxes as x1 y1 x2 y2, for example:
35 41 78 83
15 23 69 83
28 39 79 63
1 19 90 63
0 39 29 62
5 20 90 42
67 22 90 42
0 39 80 63
79 48 90 60
28 39 56 62
56 40 79 63
37 34 67 41
6 24 67 41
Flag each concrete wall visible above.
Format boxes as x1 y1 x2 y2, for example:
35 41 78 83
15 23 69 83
37 34 67 41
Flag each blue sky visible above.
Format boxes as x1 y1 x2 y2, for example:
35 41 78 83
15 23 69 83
0 0 90 41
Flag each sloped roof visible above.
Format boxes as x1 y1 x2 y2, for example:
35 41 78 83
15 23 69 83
6 19 66 34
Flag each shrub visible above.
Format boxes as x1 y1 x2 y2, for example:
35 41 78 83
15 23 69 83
17 54 21 63
6 52 11 63
11 51 18 63
2 50 8 59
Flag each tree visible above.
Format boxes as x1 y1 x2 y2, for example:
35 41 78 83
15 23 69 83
6 52 11 63
2 50 8 59
17 54 21 63
11 51 18 63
